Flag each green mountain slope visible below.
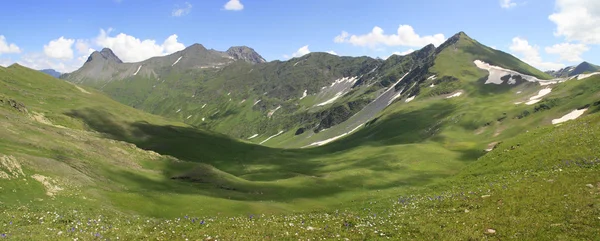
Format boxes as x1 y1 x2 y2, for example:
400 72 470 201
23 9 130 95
2 53 600 239
63 32 555 148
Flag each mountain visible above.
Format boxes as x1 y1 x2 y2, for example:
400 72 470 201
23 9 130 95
226 46 267 64
545 61 600 78
39 68 61 78
569 61 600 76
63 32 572 148
3 56 600 240
545 65 575 78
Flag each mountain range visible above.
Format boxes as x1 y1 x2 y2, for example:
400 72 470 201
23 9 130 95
63 31 590 148
2 31 600 239
545 61 600 77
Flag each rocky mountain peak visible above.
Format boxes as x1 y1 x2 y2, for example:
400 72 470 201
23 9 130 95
226 46 266 64
87 48 123 64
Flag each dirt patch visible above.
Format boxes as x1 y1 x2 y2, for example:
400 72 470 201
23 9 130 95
485 142 500 152
474 126 487 135
29 111 65 128
0 155 25 179
31 174 63 196
74 85 91 94
493 125 506 137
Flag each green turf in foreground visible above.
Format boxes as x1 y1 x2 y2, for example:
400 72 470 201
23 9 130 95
1 113 599 240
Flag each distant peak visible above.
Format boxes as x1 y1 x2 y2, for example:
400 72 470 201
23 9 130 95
8 63 23 68
450 31 472 41
226 46 266 64
87 48 123 64
186 43 207 51
435 31 476 54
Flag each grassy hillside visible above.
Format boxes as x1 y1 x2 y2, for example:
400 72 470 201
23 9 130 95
2 92 598 239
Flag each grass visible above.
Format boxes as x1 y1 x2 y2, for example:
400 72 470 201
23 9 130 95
1 64 599 239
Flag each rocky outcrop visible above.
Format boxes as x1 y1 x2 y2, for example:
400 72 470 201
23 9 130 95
226 46 266 64
0 97 28 113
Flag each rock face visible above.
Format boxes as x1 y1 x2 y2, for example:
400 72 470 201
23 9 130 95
226 46 266 64
0 98 28 113
87 48 123 64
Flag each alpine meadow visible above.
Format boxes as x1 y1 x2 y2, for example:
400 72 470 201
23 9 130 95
0 0 599 240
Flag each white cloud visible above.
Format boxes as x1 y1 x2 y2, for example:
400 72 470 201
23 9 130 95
0 58 13 67
545 42 589 62
500 0 517 9
283 45 310 59
333 25 446 48
326 50 337 55
172 2 192 17
224 0 244 11
386 49 415 59
549 0 600 44
17 52 85 73
75 40 93 55
43 37 75 60
95 29 185 62
0 36 21 54
509 37 565 71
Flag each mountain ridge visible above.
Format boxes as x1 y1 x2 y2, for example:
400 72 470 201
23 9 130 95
63 31 565 147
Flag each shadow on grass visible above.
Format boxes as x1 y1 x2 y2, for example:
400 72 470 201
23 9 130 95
66 107 459 202
310 102 457 153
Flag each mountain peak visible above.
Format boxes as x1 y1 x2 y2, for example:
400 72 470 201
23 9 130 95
186 43 208 51
87 48 123 64
39 69 61 78
226 46 266 64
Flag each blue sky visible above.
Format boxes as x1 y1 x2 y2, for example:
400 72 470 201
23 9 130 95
0 0 598 73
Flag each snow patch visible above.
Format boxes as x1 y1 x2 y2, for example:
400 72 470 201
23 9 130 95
446 92 463 99
133 65 142 76
171 56 183 66
552 109 587 124
300 89 308 100
248 134 259 140
367 66 378 75
268 105 282 117
316 92 344 106
388 88 405 105
304 124 363 147
474 60 542 84
427 75 437 81
525 88 552 105
176 109 181 113
405 96 415 102
186 115 192 119
201 104 207 109
253 100 261 106
577 72 600 80
259 130 284 144
202 118 205 121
